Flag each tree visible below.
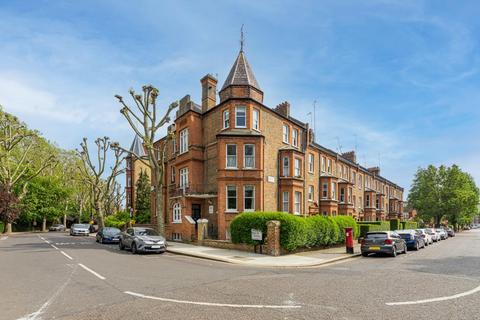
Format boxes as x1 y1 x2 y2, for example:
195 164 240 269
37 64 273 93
408 164 479 230
135 169 151 224
77 137 125 228
0 184 21 232
115 85 178 236
0 108 56 233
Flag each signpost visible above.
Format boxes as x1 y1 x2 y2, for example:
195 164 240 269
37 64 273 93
251 229 262 241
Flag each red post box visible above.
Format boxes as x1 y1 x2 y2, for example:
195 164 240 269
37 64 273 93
345 227 354 254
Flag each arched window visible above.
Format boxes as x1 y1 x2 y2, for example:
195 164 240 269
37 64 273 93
173 203 182 223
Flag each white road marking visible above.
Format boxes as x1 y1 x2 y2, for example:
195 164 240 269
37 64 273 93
60 251 73 260
78 263 106 280
50 244 59 250
124 291 301 309
386 284 480 305
0 236 8 240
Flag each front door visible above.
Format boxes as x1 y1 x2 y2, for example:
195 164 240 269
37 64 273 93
192 204 201 221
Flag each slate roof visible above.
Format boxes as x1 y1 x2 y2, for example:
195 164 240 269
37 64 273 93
220 51 261 92
129 135 147 158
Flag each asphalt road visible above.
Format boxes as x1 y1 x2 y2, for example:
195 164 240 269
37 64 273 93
1 229 479 320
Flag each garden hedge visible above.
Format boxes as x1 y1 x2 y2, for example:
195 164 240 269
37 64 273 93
230 212 359 251
390 219 400 231
401 221 418 230
357 221 390 237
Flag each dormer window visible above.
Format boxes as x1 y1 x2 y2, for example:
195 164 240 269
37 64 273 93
235 106 246 128
223 109 230 129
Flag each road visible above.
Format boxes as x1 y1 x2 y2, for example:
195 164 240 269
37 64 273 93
1 229 479 320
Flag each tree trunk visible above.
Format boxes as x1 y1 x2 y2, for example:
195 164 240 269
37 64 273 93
42 216 47 232
63 214 66 227
95 200 105 228
6 223 12 234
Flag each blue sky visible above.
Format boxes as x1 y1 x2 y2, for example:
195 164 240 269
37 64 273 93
0 0 479 194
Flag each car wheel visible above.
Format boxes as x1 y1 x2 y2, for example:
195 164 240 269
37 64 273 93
361 252 369 257
415 242 419 251
391 246 397 257
119 241 125 251
100 237 104 244
131 243 137 254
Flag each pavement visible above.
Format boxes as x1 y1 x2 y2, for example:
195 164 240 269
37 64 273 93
1 229 480 320
166 241 361 267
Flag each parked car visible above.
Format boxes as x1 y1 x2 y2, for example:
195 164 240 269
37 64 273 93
436 228 448 240
96 227 121 244
70 224 90 236
416 229 432 245
49 224 66 232
361 231 407 257
425 228 439 242
89 224 99 233
396 229 425 250
119 227 167 254
446 227 455 237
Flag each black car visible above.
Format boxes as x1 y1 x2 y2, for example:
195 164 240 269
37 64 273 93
96 227 121 244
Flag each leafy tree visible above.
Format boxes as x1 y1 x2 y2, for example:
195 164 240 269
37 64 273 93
408 165 479 230
135 169 151 224
0 184 21 232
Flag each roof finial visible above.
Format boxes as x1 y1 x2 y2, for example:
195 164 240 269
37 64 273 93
240 24 245 52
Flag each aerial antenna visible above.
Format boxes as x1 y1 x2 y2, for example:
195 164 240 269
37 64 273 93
335 136 343 154
240 24 245 52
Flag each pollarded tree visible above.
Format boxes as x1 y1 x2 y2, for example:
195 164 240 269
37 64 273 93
77 137 125 228
0 107 56 233
115 85 177 235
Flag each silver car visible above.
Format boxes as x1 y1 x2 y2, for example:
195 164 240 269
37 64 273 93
49 224 66 232
119 227 167 254
70 224 90 236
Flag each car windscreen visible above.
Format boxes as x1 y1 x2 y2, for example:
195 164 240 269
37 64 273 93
135 229 159 236
73 224 89 228
398 234 412 239
366 233 387 239
104 228 120 235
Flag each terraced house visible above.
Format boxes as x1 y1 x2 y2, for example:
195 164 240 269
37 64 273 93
126 47 404 241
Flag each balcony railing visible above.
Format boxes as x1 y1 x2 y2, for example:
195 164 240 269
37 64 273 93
168 184 217 198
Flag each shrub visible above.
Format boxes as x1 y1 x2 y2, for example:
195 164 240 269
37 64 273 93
358 221 390 237
332 216 359 240
390 219 401 231
403 221 418 229
105 211 131 229
305 215 340 246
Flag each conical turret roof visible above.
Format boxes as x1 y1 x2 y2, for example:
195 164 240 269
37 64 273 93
129 135 147 158
220 51 261 92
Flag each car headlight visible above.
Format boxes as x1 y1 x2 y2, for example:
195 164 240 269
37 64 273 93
143 240 154 244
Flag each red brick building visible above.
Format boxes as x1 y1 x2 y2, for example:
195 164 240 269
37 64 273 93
127 48 404 241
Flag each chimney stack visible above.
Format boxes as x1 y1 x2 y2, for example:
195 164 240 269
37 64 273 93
341 151 357 163
201 74 217 113
275 101 290 117
368 166 380 176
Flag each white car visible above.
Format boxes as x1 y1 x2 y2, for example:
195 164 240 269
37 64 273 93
436 228 448 240
70 223 90 236
416 229 432 245
425 228 439 242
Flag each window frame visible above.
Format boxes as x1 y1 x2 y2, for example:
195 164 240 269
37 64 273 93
243 185 255 212
223 109 230 129
226 185 237 212
244 144 255 169
322 182 328 199
282 156 290 177
282 191 289 212
173 203 182 223
226 144 237 169
282 124 289 144
252 108 260 131
294 191 302 215
292 129 299 147
308 154 314 173
179 128 189 154
308 185 314 202
179 167 188 188
235 106 247 128
294 158 301 177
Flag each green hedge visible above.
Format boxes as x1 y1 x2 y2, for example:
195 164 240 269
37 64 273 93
401 221 418 230
390 219 400 231
358 221 390 238
230 212 359 251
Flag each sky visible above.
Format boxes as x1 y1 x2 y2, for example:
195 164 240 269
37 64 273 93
0 0 479 195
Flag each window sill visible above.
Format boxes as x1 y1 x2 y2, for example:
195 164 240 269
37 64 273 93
244 209 255 212
243 167 256 170
226 167 238 170
172 221 182 224
225 210 238 214
252 128 261 133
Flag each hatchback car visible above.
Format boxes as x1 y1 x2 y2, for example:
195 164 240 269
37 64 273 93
361 231 407 257
446 227 455 237
96 227 121 244
49 224 66 232
416 229 432 245
70 224 90 236
119 227 167 254
425 228 439 242
396 229 425 250
436 228 448 240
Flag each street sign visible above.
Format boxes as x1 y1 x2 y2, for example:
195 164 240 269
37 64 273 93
251 229 263 241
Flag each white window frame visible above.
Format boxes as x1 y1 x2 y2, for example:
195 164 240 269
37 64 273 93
321 156 326 173
366 195 370 207
252 109 260 131
282 156 289 177
235 106 247 128
322 183 328 199
172 139 177 155
173 203 182 223
127 175 132 187
282 191 289 212
308 185 314 202
292 129 299 147
327 159 332 174
170 166 175 183
348 187 353 203
226 144 237 169
340 187 345 203
179 128 189 154
223 109 230 129
244 185 255 212
282 124 289 144
179 168 188 188
294 158 301 177
226 185 237 212
332 182 337 200
244 144 255 169
294 191 301 215
308 154 314 173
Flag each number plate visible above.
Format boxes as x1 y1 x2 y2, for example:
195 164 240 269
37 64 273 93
369 246 381 250
151 245 161 249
